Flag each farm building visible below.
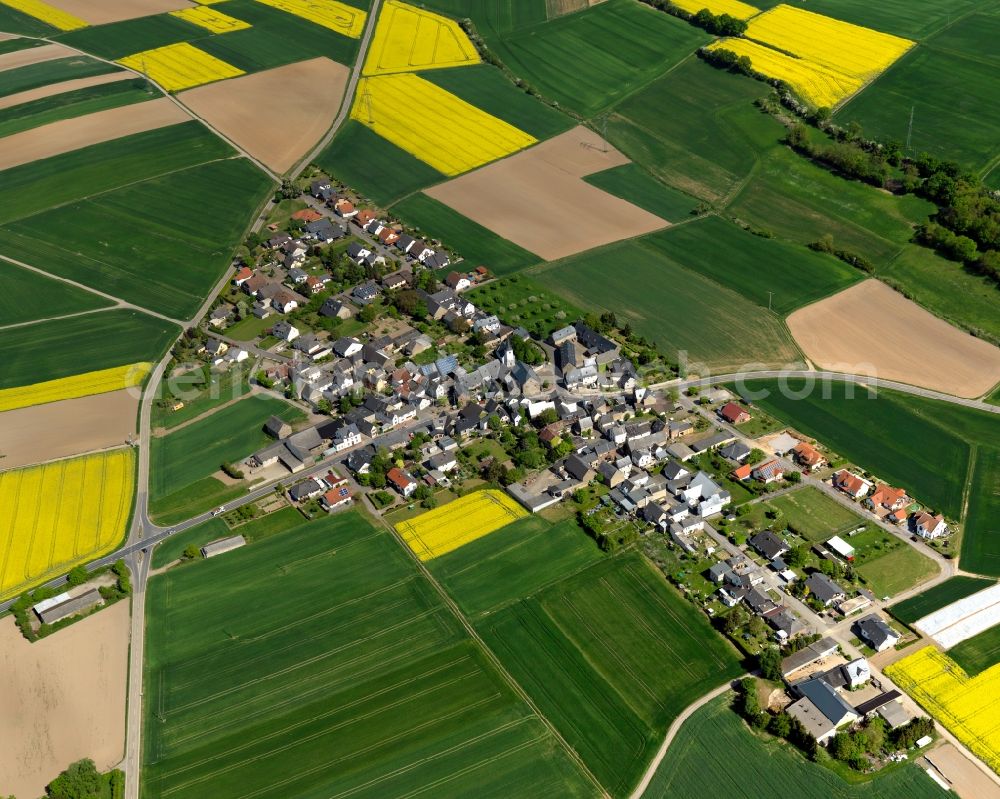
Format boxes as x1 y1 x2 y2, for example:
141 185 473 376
35 589 103 625
826 535 855 561
781 636 838 679
201 535 247 558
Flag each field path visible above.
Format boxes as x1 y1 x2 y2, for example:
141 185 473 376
628 679 741 799
0 304 121 332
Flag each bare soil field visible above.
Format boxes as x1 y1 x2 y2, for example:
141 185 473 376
425 125 670 260
0 602 128 799
0 43 74 73
0 389 138 470
0 71 132 112
0 96 189 170
45 0 193 25
180 57 349 174
546 0 588 17
786 279 1000 398
923 742 1000 799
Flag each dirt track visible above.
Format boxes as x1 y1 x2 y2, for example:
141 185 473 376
425 125 669 260
0 96 190 170
0 389 138 470
44 0 193 24
180 58 349 174
787 280 1000 398
0 43 74 73
0 71 133 112
925 742 1000 799
0 603 128 799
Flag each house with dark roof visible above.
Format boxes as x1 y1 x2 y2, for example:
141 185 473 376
805 572 847 606
719 441 751 462
854 614 900 652
787 675 860 744
749 530 789 561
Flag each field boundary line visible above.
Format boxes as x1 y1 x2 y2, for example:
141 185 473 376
0 304 122 331
372 510 612 797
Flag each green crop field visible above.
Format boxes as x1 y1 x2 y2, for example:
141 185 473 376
736 381 993 522
421 0 547 38
0 260 113 325
0 56 120 98
477 553 742 796
0 158 273 319
428 515 604 616
607 60 774 202
583 163 696 222
729 146 935 268
949 622 1000 676
142 512 597 799
0 4 57 36
0 38 46 56
148 395 304 518
645 695 943 798
316 120 445 206
0 122 237 225
470 274 582 338
391 194 541 275
837 28 1000 172
54 14 201 59
534 239 802 372
423 64 574 142
483 0 708 118
643 217 862 314
881 245 1000 344
891 576 997 624
0 309 177 389
962 447 1000 575
0 79 153 138
766 487 867 542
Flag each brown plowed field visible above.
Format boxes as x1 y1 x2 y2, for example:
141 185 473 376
0 71 132 112
786 279 1000 398
425 125 670 260
0 43 74 73
44 0 194 24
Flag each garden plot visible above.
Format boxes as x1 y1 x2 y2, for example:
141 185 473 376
0 95 189 170
914 582 1000 650
425 125 670 260
786 280 1000 398
180 57 348 173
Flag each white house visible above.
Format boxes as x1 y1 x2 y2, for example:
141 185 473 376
273 321 300 342
914 511 947 539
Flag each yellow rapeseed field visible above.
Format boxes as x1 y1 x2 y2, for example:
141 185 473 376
0 362 152 414
255 0 365 38
0 0 87 30
363 0 479 76
396 489 526 561
352 73 536 175
887 647 1000 774
119 43 244 91
669 0 759 21
0 448 135 601
707 38 861 108
170 5 252 33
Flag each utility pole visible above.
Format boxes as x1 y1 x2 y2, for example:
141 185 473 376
905 106 915 153
767 291 773 312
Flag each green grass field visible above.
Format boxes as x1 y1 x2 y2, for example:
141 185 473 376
729 146 935 268
148 395 304 520
856 543 939 598
645 695 943 798
962 447 1000 575
423 64 574 141
534 239 802 372
643 217 863 314
736 381 993 522
766 487 867 542
891 576 997 624
482 0 708 117
0 309 177 389
0 122 237 225
0 78 153 138
607 60 773 202
0 158 273 319
881 245 1000 344
316 120 445 206
142 512 597 799
0 260 113 325
949 622 1000 676
152 367 251 431
478 553 743 796
837 25 1000 172
583 163 696 222
428 515 604 617
0 56 120 98
391 193 541 275
470 274 582 338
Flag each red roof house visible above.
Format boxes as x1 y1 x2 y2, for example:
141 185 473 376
718 402 751 425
